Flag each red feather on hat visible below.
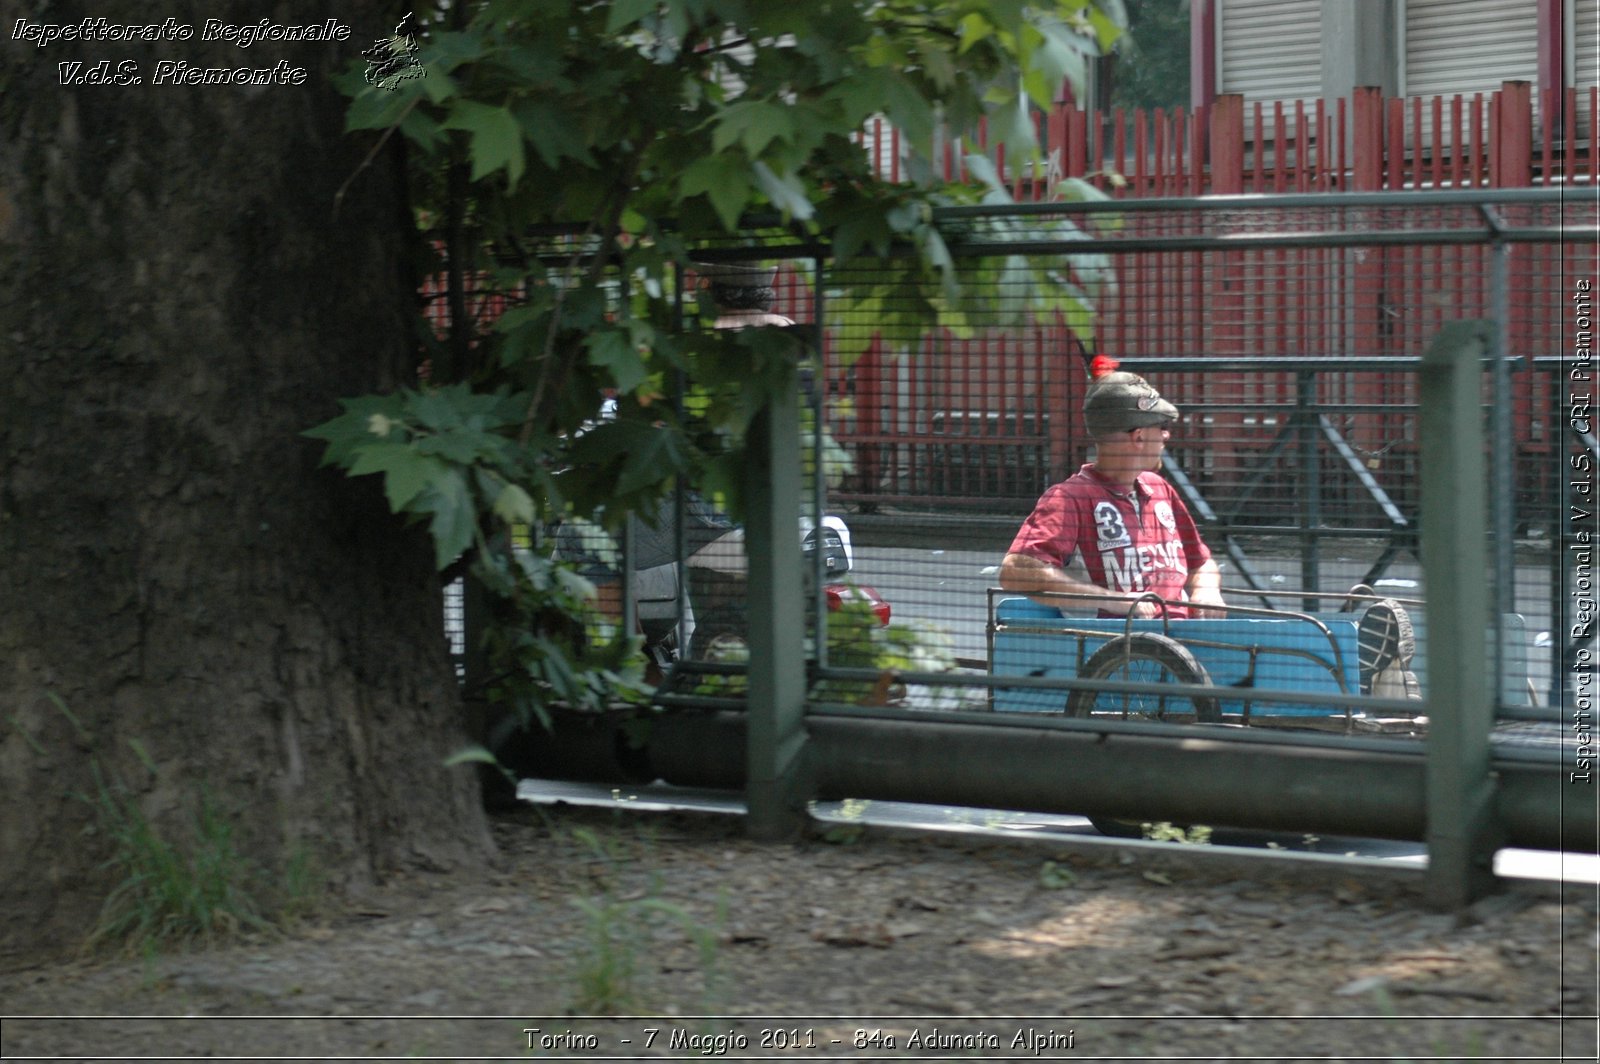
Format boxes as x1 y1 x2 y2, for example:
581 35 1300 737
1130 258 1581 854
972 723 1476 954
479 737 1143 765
1089 354 1120 378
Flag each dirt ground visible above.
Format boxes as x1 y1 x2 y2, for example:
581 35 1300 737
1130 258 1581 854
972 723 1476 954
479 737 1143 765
1 803 1596 1062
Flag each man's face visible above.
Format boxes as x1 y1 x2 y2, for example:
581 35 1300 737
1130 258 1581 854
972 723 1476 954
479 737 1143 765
1128 423 1171 469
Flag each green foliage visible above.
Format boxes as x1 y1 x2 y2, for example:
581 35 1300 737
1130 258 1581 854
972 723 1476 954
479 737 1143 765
277 842 331 926
1038 859 1079 889
813 598 958 703
85 768 275 954
304 384 536 570
825 154 1123 363
693 595 956 704
820 822 866 845
1141 821 1212 845
1109 0 1190 114
310 1 1125 734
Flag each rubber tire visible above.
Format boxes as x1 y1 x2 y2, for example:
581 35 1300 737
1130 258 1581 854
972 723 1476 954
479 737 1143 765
1065 633 1221 722
1067 634 1218 838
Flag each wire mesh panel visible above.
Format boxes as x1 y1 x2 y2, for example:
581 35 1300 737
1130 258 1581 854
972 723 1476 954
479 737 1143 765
804 192 1591 742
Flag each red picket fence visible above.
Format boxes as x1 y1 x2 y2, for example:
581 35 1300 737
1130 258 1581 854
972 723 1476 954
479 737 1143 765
857 84 1599 197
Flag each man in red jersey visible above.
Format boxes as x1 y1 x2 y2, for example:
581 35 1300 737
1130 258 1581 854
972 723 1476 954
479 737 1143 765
1000 359 1226 619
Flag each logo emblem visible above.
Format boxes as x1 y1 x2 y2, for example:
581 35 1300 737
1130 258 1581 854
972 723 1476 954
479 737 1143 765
1093 501 1131 549
364 12 425 90
1154 501 1176 531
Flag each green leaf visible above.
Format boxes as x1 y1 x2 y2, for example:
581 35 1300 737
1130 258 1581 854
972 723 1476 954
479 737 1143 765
491 482 536 526
419 66 459 106
512 98 594 168
416 430 495 465
398 106 443 154
344 82 423 132
586 329 650 394
423 467 475 569
876 73 935 157
422 30 487 74
830 209 893 263
304 395 408 467
962 153 1004 195
957 12 996 53
347 442 451 513
617 429 687 496
679 154 752 231
443 744 501 768
1055 176 1113 204
713 100 795 159
443 101 524 189
751 162 815 221
604 0 659 34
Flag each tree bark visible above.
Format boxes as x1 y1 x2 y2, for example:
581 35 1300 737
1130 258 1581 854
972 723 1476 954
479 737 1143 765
0 2 494 961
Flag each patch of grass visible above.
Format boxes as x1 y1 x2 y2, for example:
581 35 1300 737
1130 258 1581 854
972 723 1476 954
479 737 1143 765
275 840 331 926
1367 985 1490 1063
568 827 725 1015
84 767 274 955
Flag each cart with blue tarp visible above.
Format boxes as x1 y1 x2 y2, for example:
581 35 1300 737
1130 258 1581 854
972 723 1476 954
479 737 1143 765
986 589 1534 730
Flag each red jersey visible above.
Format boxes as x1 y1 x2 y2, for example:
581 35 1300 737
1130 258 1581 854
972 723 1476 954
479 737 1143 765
1007 464 1212 617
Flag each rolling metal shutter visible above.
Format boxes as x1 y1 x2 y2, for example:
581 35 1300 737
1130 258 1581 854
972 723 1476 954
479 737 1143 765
1217 0 1323 105
1577 0 1599 93
1403 0 1537 98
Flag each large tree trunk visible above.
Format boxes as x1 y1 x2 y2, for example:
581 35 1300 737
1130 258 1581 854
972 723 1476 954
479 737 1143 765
0 2 494 961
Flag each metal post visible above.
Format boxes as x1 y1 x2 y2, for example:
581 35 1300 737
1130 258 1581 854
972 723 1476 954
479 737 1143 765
1489 235 1516 706
810 260 830 672
1298 370 1322 608
745 348 809 839
1419 320 1501 908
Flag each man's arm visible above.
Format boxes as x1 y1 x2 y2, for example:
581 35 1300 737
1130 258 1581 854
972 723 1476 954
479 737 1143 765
1184 558 1226 618
998 552 1158 617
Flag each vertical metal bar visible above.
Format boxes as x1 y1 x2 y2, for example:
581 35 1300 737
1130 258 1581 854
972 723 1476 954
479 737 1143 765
672 489 686 654
620 515 637 639
812 258 830 671
1420 320 1500 909
614 268 640 643
673 263 690 653
745 339 808 840
1298 370 1321 607
1490 238 1516 705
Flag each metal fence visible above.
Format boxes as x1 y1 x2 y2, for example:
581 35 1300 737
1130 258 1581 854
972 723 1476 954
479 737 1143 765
731 191 1590 706
462 186 1596 906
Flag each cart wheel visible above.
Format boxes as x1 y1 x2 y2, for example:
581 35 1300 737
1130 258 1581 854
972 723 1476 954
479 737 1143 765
1066 633 1221 723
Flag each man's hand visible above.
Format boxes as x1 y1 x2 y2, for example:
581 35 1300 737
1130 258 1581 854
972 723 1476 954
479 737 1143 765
1185 588 1228 619
1126 596 1164 618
